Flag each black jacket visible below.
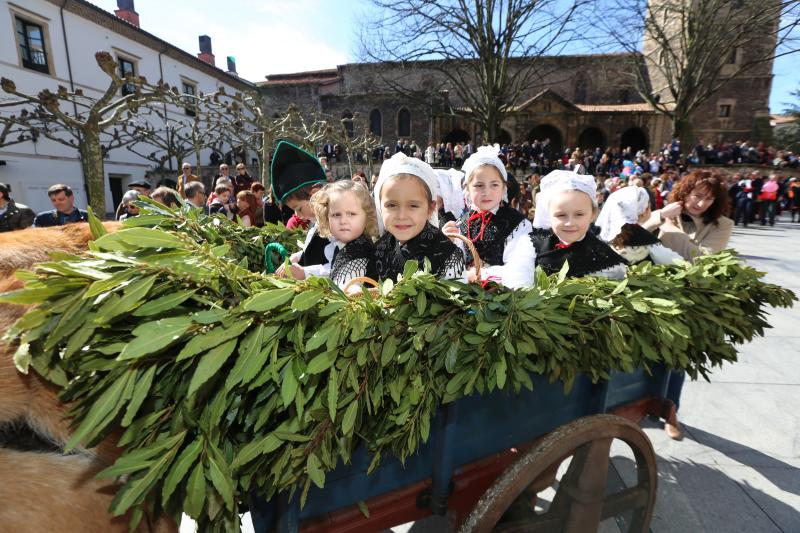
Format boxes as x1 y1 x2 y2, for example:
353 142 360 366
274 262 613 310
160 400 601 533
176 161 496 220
0 200 35 232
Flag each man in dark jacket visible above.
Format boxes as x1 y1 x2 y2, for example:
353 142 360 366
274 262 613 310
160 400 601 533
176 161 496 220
33 184 88 227
0 182 35 232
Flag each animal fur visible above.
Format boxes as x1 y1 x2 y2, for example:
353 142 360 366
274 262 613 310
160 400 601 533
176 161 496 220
0 223 177 532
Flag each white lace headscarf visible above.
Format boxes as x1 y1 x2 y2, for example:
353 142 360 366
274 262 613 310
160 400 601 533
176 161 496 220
461 144 508 205
596 186 650 242
435 168 466 220
374 152 440 235
532 170 598 230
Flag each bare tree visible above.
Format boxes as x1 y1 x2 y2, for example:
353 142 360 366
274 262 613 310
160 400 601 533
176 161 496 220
596 0 800 148
0 51 172 214
359 0 590 142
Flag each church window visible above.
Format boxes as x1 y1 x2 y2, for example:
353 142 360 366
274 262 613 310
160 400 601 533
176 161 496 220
718 104 732 118
369 109 382 137
398 108 411 137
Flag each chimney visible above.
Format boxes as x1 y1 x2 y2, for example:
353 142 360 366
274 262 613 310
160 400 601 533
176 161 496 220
114 0 140 28
198 35 215 67
226 56 238 76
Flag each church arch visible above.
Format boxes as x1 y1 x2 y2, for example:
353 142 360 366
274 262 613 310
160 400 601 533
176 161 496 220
577 127 606 150
620 127 649 153
443 128 470 144
527 124 563 156
495 128 512 145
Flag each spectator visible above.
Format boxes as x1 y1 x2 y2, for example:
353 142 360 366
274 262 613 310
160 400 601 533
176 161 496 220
184 181 208 214
0 182 35 232
209 184 234 220
115 179 151 219
206 177 233 206
236 190 258 227
118 190 141 221
232 163 254 194
788 178 800 222
151 186 180 208
214 163 232 187
33 184 88 227
759 174 780 226
176 162 200 197
251 183 266 226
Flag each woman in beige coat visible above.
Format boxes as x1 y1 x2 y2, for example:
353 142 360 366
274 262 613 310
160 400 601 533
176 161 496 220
641 170 733 439
642 170 733 261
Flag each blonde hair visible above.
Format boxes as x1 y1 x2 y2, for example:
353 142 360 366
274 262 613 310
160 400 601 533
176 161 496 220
313 180 379 239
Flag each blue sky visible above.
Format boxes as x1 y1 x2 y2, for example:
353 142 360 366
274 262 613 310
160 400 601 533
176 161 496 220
92 0 798 113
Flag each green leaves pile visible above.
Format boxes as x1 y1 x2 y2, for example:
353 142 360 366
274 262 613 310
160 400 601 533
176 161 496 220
1 208 795 532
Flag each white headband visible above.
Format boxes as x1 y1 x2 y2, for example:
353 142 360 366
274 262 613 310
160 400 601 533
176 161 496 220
532 170 598 230
461 144 508 205
596 186 650 242
374 152 439 235
435 168 466 219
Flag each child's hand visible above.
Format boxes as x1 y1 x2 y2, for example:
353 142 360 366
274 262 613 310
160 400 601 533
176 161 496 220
274 262 306 280
442 221 460 236
466 267 478 283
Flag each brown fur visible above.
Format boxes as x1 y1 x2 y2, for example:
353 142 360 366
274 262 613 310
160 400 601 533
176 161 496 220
0 223 176 532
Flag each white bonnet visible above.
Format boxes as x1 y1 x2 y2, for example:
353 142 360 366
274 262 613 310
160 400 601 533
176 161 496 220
532 170 598 229
435 168 466 220
462 144 508 204
374 152 440 234
596 186 651 242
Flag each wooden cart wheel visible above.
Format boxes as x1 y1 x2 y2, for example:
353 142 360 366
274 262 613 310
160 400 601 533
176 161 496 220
459 414 657 533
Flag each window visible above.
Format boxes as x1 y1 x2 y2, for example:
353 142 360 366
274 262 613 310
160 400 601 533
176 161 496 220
369 109 382 137
119 57 136 96
397 108 411 137
342 110 354 138
619 89 631 103
15 16 49 73
725 48 738 65
718 104 732 118
182 82 197 116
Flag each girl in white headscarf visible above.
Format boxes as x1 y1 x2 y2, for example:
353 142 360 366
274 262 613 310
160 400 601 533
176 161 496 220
530 170 628 279
442 145 536 288
373 152 465 281
596 186 682 265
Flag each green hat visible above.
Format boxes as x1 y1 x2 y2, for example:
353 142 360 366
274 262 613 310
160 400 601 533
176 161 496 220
270 141 326 202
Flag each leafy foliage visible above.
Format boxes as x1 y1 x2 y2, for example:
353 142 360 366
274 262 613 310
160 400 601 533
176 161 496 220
1 211 794 531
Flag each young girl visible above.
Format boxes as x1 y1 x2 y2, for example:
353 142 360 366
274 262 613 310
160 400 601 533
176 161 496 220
312 180 378 290
373 152 465 281
442 145 535 289
236 190 258 227
530 170 627 279
271 141 333 280
596 186 682 265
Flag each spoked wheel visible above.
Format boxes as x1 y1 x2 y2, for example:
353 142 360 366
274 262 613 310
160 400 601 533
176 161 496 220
459 414 657 533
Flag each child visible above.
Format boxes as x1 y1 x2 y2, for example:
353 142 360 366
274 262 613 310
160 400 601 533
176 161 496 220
530 170 627 279
442 145 535 289
435 168 466 226
595 186 682 265
208 184 234 220
235 190 258 228
271 141 332 280
373 152 465 281
312 180 379 290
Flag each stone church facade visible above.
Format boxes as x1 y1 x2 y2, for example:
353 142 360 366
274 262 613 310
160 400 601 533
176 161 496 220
258 48 773 156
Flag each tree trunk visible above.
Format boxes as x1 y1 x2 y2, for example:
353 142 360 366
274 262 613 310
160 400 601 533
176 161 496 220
260 133 270 188
79 129 107 216
672 116 694 155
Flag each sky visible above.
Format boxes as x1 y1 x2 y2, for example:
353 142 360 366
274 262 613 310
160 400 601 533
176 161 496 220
91 0 798 113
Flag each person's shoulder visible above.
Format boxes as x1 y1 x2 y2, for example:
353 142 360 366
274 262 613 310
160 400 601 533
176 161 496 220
715 216 734 230
33 209 56 226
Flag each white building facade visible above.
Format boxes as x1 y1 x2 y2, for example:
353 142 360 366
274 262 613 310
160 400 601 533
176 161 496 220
0 0 253 215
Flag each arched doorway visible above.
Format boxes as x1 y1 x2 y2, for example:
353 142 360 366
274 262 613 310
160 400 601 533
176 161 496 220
620 127 649 153
577 127 606 150
528 124 563 157
444 128 470 144
495 128 512 145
